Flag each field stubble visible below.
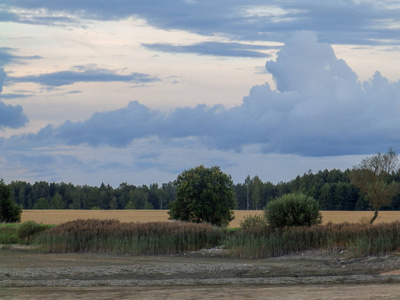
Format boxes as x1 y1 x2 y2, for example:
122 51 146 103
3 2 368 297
21 210 400 226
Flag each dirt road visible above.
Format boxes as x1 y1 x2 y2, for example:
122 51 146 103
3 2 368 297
1 246 400 299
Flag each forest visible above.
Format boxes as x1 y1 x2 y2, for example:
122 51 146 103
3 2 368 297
8 168 400 211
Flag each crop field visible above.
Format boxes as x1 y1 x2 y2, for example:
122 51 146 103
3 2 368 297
21 210 400 226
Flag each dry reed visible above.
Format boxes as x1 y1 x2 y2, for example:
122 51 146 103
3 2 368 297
225 222 400 258
35 219 224 255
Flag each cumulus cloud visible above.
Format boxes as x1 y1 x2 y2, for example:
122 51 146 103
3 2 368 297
4 1 400 46
6 65 160 87
4 31 400 156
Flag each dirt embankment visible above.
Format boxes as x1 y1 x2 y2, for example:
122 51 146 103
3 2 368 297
2 246 400 299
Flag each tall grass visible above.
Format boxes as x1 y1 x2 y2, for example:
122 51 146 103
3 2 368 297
225 222 400 258
33 219 400 258
35 219 224 255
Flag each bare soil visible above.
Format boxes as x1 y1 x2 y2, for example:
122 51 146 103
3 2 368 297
2 246 400 299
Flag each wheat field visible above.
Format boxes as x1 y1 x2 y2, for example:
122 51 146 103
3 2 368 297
21 210 400 227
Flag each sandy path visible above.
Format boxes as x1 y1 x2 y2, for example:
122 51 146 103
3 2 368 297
3 284 400 300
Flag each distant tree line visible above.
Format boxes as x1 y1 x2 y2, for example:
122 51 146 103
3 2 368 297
10 181 177 210
8 168 400 211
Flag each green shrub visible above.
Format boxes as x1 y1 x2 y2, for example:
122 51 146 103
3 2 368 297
0 223 19 244
265 193 322 228
240 213 268 229
17 221 50 243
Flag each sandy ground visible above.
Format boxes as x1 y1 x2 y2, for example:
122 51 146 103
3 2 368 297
3 284 400 300
2 246 400 299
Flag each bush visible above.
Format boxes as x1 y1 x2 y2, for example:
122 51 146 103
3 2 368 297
240 213 268 229
265 193 322 228
17 221 50 243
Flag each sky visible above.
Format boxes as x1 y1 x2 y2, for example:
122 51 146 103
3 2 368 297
1 1 400 187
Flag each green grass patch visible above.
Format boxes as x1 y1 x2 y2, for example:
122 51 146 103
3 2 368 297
0 221 53 245
0 223 20 244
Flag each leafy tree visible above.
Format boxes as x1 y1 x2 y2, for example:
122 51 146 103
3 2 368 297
250 175 263 210
265 193 322 228
33 197 50 209
50 193 66 209
350 149 400 224
109 196 118 209
131 188 148 209
125 200 136 209
244 175 251 210
0 179 22 223
168 165 236 227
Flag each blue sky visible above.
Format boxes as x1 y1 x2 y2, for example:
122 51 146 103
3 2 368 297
1 1 400 186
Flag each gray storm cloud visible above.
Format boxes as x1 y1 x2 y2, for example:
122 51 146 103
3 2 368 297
4 1 400 47
5 31 400 156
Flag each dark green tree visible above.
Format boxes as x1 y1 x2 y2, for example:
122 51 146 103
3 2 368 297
0 179 22 223
168 165 236 227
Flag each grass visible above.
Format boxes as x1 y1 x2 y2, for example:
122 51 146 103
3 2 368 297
0 223 20 244
5 210 400 258
0 222 52 245
31 218 400 259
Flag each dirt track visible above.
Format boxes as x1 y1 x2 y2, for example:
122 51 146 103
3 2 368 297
2 246 400 299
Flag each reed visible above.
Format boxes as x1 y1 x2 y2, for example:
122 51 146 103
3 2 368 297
35 219 224 255
34 219 400 258
224 222 400 258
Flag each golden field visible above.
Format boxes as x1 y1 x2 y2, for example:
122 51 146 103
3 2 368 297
22 210 400 227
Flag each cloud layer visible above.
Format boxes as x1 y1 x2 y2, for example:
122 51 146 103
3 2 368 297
143 42 275 58
4 1 400 46
6 65 160 87
4 31 400 156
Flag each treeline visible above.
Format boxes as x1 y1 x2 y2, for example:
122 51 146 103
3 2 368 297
10 182 177 210
235 169 400 211
9 168 400 210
